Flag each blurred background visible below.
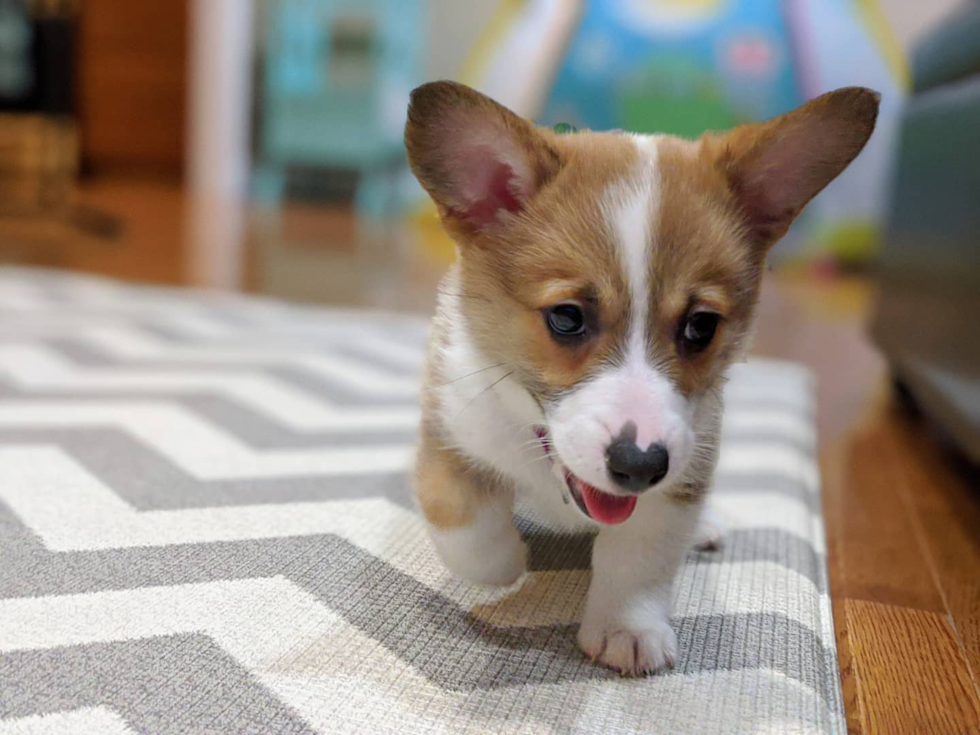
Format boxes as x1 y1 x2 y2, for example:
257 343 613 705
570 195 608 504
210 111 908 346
0 0 977 464
2 3 978 726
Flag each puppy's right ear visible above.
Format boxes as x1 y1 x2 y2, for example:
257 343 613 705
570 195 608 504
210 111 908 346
405 81 562 234
709 87 879 248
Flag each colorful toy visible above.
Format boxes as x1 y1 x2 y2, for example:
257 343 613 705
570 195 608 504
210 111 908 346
413 0 905 266
254 0 427 219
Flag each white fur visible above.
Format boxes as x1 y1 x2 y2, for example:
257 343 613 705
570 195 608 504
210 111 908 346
692 504 726 551
621 138 656 362
548 135 695 495
425 135 723 675
434 287 588 530
578 493 702 674
427 488 528 586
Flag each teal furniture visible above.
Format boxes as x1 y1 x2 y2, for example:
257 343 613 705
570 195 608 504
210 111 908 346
253 0 426 219
872 1 980 463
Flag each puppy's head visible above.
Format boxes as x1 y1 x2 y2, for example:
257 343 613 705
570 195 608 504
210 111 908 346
407 81 877 524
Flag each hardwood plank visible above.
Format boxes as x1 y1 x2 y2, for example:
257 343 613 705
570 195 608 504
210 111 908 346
829 410 947 612
846 600 980 733
831 595 864 734
885 411 980 692
822 444 864 734
821 409 950 733
752 274 980 730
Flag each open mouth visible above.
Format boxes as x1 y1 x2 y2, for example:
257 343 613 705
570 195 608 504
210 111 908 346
564 472 638 525
535 426 638 525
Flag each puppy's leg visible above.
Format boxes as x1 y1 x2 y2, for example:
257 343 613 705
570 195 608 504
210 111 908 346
578 495 702 676
415 438 527 587
691 503 726 552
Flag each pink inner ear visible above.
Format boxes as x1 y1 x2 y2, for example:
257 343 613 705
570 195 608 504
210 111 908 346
741 166 793 221
738 126 839 238
453 145 528 229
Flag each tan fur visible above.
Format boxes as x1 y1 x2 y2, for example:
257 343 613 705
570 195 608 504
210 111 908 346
414 278 512 529
405 81 563 237
666 483 708 505
649 137 763 401
415 427 507 529
441 130 644 399
406 81 877 521
409 124 646 525
704 86 880 245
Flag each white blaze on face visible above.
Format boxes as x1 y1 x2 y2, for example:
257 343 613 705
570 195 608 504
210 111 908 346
621 139 656 369
548 135 695 494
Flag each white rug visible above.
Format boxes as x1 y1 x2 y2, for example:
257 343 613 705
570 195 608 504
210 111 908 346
0 268 844 734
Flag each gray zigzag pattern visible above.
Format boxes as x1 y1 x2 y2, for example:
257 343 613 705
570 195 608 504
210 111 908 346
0 270 842 733
0 331 813 418
0 424 815 513
0 636 315 734
0 500 836 705
0 420 824 592
0 375 810 458
7 338 421 409
0 474 821 586
522 520 825 589
0 429 410 508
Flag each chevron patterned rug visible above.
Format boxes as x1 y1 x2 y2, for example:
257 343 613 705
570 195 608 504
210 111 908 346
0 268 844 735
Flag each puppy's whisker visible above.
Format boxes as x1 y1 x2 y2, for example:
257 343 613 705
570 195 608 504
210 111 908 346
512 454 560 473
454 371 514 420
515 439 552 455
437 362 508 387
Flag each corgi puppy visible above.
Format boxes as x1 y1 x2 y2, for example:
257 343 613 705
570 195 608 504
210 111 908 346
405 81 877 676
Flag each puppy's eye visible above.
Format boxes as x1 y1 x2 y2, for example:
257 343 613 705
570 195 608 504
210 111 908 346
679 311 719 353
545 304 586 339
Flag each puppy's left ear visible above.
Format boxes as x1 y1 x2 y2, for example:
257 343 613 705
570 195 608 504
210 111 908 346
710 87 880 248
405 81 563 234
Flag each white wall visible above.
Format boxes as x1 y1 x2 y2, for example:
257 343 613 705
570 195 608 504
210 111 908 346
423 1 965 80
185 0 255 290
874 0 962 52
425 0 499 79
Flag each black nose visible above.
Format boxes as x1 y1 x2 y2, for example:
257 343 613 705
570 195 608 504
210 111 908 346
605 438 669 492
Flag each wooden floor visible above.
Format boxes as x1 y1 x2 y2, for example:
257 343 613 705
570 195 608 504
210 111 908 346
753 277 980 733
3 179 979 733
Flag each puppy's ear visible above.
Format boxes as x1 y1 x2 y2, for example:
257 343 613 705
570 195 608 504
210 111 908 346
708 87 879 248
405 81 562 233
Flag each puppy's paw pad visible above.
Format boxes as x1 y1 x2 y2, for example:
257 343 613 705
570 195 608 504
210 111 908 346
578 620 677 677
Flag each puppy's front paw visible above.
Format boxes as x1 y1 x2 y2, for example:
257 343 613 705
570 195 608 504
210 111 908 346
692 506 726 552
578 615 677 677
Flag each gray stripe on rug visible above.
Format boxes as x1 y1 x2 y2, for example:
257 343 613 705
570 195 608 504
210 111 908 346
0 430 412 510
0 503 836 704
0 635 315 734
0 428 818 513
522 524 825 590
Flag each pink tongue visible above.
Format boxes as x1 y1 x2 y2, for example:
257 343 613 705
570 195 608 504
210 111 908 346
580 482 637 525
